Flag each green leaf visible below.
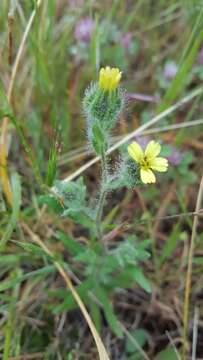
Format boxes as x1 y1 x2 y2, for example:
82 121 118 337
109 266 151 293
51 177 94 228
90 299 101 333
63 208 93 228
96 286 123 338
108 265 151 293
12 241 48 258
39 194 63 214
155 346 180 360
159 224 180 266
129 267 151 293
92 122 107 155
108 271 134 289
56 231 84 255
126 329 149 354
53 177 86 208
52 277 93 313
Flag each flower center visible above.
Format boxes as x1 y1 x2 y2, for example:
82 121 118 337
140 156 150 170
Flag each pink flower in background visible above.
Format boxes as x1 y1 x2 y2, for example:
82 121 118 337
197 46 203 65
167 147 182 166
74 17 94 43
163 61 178 80
120 32 133 49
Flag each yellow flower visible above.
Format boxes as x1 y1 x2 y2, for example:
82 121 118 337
127 140 168 184
99 66 122 92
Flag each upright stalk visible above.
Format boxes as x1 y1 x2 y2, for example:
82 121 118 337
95 150 108 239
83 67 123 239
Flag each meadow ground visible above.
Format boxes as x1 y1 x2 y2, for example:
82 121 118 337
0 1 203 359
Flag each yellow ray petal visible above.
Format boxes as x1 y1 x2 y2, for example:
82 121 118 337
99 66 121 91
127 142 144 163
145 140 161 159
140 168 156 184
150 157 168 172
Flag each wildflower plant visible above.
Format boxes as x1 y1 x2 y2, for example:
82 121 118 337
44 66 169 337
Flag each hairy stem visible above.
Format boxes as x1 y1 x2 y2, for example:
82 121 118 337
95 150 108 239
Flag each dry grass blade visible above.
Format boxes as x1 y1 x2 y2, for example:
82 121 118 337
21 222 110 360
183 175 203 359
62 87 203 183
192 307 199 360
8 352 44 360
59 119 203 165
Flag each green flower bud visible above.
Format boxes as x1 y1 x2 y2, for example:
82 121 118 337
83 66 125 155
83 83 124 132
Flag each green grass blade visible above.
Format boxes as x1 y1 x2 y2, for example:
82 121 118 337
158 8 203 111
0 173 21 250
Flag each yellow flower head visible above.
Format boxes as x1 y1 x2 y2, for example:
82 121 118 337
127 140 168 184
99 66 122 92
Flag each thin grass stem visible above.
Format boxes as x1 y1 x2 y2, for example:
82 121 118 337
182 175 203 359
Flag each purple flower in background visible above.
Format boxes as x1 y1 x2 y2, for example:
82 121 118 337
163 61 178 81
69 0 84 8
135 136 151 149
120 32 132 49
167 147 182 166
197 46 203 65
74 17 94 43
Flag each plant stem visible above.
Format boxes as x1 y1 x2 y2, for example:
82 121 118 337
95 149 108 239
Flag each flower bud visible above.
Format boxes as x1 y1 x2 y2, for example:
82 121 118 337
99 67 121 92
83 67 124 132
